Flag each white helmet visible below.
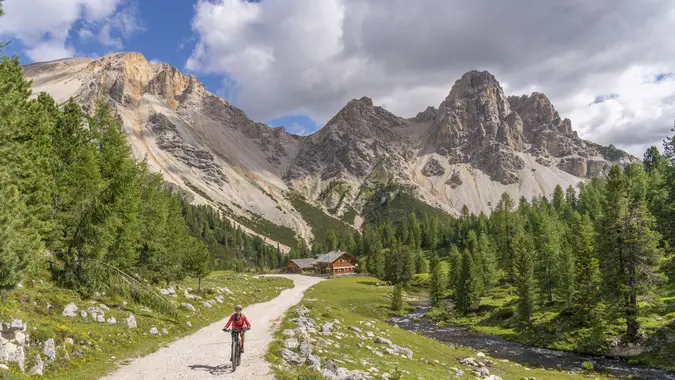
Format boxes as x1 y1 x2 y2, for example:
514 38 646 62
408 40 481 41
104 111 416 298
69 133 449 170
235 304 243 311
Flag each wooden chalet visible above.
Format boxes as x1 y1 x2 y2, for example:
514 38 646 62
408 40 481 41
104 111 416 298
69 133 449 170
287 258 316 273
286 251 358 276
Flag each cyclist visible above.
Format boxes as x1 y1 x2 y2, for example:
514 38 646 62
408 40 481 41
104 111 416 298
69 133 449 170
223 304 251 352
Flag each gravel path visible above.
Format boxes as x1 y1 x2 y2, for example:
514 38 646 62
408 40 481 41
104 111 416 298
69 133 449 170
99 275 323 380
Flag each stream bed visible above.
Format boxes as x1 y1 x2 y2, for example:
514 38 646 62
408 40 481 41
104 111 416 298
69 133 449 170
389 307 675 380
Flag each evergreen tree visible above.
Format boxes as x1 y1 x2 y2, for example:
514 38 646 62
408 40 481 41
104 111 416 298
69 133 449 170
414 251 428 274
182 237 211 291
492 192 523 281
571 212 601 326
391 283 404 311
429 252 444 306
533 209 563 303
386 245 415 284
447 245 462 292
368 247 386 279
552 184 566 215
514 244 537 328
477 233 498 292
454 248 482 314
409 212 422 250
325 230 339 251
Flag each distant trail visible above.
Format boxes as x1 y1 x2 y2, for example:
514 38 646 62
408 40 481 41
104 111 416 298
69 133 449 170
99 275 323 380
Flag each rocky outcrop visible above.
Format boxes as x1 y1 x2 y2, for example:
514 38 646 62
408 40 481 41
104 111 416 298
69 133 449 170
421 158 445 177
0 319 27 371
148 113 228 185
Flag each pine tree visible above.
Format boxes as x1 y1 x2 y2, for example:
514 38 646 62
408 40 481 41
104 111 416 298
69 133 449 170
447 245 462 292
391 283 404 311
454 248 482 314
409 212 422 250
492 192 523 281
552 184 566 215
429 252 444 306
183 237 211 291
368 247 386 279
414 251 428 274
325 230 339 251
533 209 563 303
514 244 537 328
570 212 601 325
0 171 43 289
477 233 498 292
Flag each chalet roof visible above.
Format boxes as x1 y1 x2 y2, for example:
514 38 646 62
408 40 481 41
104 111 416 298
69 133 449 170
315 251 350 264
290 258 316 268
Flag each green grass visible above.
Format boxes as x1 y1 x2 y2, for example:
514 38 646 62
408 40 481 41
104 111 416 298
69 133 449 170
268 277 611 380
0 273 293 379
222 208 300 248
288 193 356 244
340 206 358 225
361 184 449 226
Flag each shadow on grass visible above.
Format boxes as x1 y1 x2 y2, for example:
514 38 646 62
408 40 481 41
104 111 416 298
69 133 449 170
357 280 380 287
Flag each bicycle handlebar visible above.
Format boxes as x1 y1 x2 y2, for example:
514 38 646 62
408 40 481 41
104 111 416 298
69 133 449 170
222 327 251 332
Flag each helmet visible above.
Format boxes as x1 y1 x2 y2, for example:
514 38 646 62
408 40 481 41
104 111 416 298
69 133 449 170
235 304 243 311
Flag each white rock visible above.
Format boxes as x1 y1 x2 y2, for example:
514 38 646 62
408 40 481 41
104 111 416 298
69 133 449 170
80 311 88 318
322 322 333 333
476 352 486 358
126 314 137 329
96 315 105 323
0 364 8 370
374 336 392 345
62 302 78 317
65 338 74 345
29 354 44 375
181 303 196 312
44 338 57 361
167 287 176 296
149 327 159 335
186 321 192 327
99 303 110 311
161 328 168 335
106 317 117 325
283 338 299 350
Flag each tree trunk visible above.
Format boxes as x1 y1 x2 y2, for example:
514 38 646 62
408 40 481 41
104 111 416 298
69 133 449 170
198 277 202 292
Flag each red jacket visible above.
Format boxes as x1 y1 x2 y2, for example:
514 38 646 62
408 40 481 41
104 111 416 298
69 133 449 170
225 313 251 330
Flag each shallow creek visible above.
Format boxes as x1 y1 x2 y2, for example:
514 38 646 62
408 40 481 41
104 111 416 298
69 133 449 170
389 307 675 380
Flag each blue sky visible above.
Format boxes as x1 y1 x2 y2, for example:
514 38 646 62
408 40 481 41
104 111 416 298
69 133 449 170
1 0 320 136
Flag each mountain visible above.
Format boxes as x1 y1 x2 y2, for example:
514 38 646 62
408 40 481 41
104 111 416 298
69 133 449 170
23 52 633 247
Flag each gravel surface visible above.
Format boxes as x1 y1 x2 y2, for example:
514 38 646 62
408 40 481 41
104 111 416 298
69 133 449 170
99 275 323 380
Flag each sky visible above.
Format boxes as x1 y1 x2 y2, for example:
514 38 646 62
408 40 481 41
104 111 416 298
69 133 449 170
1 0 674 157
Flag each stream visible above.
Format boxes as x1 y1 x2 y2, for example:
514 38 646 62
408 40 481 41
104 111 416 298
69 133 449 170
389 307 675 380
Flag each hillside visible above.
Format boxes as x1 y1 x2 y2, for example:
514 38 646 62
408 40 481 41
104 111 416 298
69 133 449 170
24 53 633 246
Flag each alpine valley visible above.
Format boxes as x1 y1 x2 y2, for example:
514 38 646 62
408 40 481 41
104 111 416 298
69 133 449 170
24 52 634 249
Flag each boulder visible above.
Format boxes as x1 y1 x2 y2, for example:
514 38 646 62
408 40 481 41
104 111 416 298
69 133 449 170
283 338 299 350
28 354 44 376
460 357 479 367
299 340 313 356
374 337 392 345
322 322 333 333
280 348 303 365
474 367 490 377
215 295 224 304
80 311 88 318
392 345 413 359
476 352 486 358
62 302 78 317
282 329 295 337
106 317 117 325
149 327 159 335
96 315 105 323
181 303 196 312
126 314 137 329
348 326 363 334
99 304 110 311
43 338 56 361
306 354 321 371
167 287 176 297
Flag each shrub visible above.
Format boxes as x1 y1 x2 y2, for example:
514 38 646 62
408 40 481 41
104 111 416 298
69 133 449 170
581 361 594 370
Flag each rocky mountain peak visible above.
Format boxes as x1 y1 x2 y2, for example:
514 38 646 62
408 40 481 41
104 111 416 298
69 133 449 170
508 92 573 139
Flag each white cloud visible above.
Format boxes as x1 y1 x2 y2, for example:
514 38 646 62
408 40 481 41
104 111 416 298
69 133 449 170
1 0 141 61
187 0 675 154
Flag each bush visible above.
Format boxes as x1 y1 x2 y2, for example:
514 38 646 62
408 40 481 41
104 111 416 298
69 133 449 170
581 361 594 370
391 283 403 311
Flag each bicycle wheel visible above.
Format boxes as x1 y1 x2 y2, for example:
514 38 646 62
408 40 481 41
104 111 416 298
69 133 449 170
231 339 238 372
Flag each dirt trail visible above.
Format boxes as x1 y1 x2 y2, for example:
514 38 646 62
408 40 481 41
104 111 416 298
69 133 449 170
99 275 323 380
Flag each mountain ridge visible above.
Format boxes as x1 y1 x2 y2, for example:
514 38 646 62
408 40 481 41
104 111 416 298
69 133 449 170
23 52 634 247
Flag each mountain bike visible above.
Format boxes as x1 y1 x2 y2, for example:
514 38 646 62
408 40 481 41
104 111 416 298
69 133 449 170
223 327 250 372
